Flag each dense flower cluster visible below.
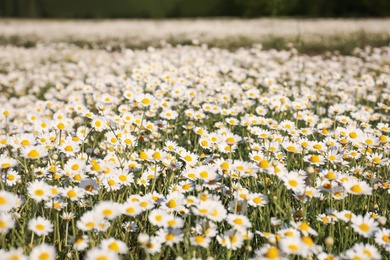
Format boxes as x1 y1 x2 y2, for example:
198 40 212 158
0 43 390 259
1 19 390 49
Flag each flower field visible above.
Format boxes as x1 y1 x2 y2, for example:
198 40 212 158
1 41 390 259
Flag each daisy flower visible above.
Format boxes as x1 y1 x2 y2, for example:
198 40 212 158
344 179 373 195
281 171 306 192
156 228 184 246
121 201 143 217
344 242 381 259
282 141 303 154
374 228 390 249
0 212 15 234
164 214 184 229
2 248 27 260
351 214 379 238
247 192 269 207
290 221 318 236
2 169 20 186
62 186 86 201
94 201 121 220
217 230 244 250
28 216 54 236
366 152 388 167
252 245 286 260
227 214 252 231
122 221 138 232
27 180 51 202
190 234 211 248
101 238 128 254
280 237 309 257
84 248 119 260
76 211 103 231
303 154 326 166
29 244 56 260
21 146 48 159
72 235 89 251
0 155 18 169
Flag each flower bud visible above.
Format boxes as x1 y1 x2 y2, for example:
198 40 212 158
325 237 334 246
138 233 149 244
378 216 387 226
268 236 276 244
306 166 315 174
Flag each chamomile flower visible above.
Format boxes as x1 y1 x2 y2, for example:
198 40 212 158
374 228 390 249
122 221 138 232
290 221 318 236
217 230 244 250
351 215 379 238
21 146 48 159
227 214 252 231
101 238 128 254
280 237 309 257
28 216 54 236
0 155 18 169
94 201 121 220
84 248 119 260
156 228 184 246
27 180 51 202
191 234 211 248
0 212 15 233
344 179 373 195
72 235 89 251
2 248 27 260
29 244 56 260
247 192 269 207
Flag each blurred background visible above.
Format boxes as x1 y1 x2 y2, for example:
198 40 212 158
1 0 390 18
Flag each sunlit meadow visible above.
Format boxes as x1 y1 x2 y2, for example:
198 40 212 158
1 35 390 259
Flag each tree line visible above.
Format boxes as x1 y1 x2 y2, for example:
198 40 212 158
1 0 390 18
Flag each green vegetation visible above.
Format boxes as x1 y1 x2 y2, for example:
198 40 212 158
1 30 390 56
2 0 390 18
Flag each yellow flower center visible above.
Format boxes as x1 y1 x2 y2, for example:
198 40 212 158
349 132 357 139
259 160 269 169
28 150 40 158
36 224 45 230
359 224 370 232
108 242 119 252
351 185 363 193
57 123 65 130
167 199 177 208
233 218 243 225
253 197 262 204
309 155 320 163
21 140 30 146
39 253 50 260
103 209 112 216
165 234 175 241
288 245 299 252
67 190 77 198
199 171 208 178
0 220 6 228
287 146 296 152
139 152 148 159
195 236 205 243
382 235 390 243
265 246 279 259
